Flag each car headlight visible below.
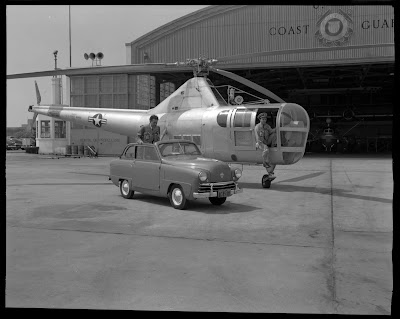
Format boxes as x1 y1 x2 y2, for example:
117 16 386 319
233 168 242 180
198 171 208 182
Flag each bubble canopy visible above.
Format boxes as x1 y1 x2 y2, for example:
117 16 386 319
272 103 310 165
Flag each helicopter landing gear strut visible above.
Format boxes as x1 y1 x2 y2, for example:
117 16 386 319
261 174 276 188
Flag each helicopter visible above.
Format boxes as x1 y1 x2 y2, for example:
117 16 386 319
7 44 392 187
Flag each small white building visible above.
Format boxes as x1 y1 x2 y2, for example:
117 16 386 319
35 77 70 154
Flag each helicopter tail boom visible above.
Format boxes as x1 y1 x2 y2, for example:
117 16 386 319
28 104 150 137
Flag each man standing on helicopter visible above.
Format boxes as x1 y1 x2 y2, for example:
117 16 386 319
255 112 277 177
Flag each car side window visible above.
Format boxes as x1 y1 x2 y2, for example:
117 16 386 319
135 145 159 161
159 144 173 156
124 146 135 159
144 146 160 161
136 146 144 160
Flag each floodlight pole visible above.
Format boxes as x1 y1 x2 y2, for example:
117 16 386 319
69 5 72 67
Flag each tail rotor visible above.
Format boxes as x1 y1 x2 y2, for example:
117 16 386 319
35 80 41 105
31 81 41 129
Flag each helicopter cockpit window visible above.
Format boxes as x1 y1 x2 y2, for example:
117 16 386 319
234 109 252 127
217 110 230 127
279 104 309 128
279 104 309 148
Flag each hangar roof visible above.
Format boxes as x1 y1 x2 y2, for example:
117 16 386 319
126 5 394 67
126 5 240 48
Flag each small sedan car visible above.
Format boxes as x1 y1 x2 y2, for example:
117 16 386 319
109 139 243 209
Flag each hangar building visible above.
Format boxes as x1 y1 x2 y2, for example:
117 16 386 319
38 5 394 155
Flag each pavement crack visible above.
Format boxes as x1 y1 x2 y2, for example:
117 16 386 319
7 224 329 249
330 159 339 313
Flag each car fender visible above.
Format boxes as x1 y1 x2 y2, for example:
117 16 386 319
111 176 132 188
166 182 193 200
161 165 200 200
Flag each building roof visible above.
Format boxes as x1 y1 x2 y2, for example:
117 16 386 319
126 5 243 48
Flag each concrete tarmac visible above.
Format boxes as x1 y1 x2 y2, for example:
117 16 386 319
5 150 393 313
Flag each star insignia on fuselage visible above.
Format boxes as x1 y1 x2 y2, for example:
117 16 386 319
88 113 107 127
220 172 224 179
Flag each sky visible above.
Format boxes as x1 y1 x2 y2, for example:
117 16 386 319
6 5 210 127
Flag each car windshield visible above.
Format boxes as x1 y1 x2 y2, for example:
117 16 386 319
158 142 201 157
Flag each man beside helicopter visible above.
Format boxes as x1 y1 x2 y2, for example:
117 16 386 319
137 115 167 144
254 112 277 177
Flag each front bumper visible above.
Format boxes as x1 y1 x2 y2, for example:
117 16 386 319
193 184 243 199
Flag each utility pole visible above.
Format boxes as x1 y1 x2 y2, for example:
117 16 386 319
69 5 72 67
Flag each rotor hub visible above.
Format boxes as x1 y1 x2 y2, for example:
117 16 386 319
171 57 218 77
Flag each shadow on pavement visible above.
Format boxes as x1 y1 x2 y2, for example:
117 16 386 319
239 182 392 204
130 193 259 214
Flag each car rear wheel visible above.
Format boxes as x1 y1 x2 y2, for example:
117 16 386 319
169 184 188 210
209 197 227 205
120 179 134 199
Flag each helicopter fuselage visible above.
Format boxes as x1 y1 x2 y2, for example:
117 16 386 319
29 102 309 165
28 77 310 165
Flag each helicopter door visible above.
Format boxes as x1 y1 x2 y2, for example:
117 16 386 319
228 108 256 150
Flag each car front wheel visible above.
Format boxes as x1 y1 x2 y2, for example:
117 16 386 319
169 184 188 210
209 197 227 205
120 179 134 199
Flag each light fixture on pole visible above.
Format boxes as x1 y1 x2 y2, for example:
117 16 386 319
53 50 58 77
84 52 104 66
96 52 104 66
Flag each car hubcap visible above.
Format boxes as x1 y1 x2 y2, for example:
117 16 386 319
122 181 129 195
172 188 183 205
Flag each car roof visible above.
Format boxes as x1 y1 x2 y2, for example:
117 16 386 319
125 139 196 147
156 139 196 144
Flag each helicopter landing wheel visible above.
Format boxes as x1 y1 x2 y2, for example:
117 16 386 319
261 174 271 188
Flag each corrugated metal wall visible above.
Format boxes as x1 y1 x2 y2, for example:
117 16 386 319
129 5 394 66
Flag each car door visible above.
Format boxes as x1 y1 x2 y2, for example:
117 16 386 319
132 144 161 192
111 145 136 183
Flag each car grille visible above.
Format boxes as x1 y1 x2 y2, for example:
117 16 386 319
198 181 237 193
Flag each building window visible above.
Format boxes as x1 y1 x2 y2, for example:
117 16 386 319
150 76 156 108
136 74 156 109
40 120 51 138
160 82 175 102
70 75 128 109
70 74 160 111
54 121 66 138
137 74 150 107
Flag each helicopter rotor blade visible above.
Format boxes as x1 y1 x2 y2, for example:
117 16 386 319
210 66 285 103
8 43 393 81
7 63 192 80
215 43 394 63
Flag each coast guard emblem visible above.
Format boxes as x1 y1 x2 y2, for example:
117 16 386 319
315 8 353 46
